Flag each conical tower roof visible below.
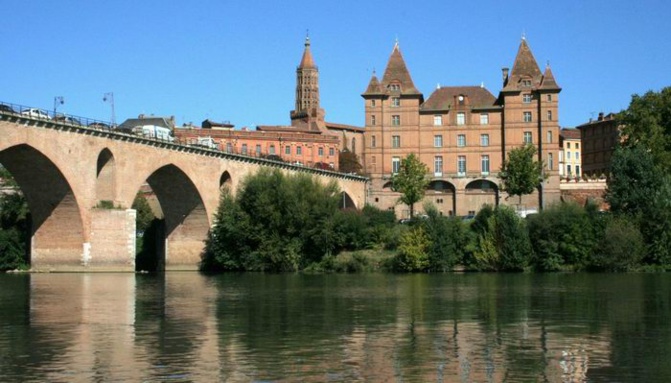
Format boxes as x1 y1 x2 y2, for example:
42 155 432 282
362 71 383 96
503 38 543 91
380 42 422 96
298 36 316 69
539 64 561 91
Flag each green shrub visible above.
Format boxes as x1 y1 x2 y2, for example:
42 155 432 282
591 217 645 271
394 226 430 272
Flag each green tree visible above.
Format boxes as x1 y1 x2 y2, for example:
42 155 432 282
338 149 363 174
132 192 155 235
500 144 545 206
619 87 671 171
422 204 469 271
391 153 429 218
606 143 662 217
394 226 430 272
0 167 30 271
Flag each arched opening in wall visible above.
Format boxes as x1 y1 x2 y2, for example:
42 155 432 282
134 164 209 272
382 181 393 189
340 191 356 210
0 144 85 270
96 148 116 205
465 179 499 215
426 180 456 216
219 171 232 194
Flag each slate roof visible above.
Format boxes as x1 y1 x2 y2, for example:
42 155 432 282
421 86 498 111
560 128 581 140
298 36 316 69
118 116 175 131
379 43 422 97
502 38 543 92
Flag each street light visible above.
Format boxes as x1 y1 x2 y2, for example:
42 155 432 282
103 92 116 127
53 96 64 116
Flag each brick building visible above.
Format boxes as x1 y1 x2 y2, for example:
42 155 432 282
576 112 619 177
174 37 364 169
362 39 562 217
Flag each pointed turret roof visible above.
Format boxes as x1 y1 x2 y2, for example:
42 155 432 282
298 36 316 69
503 38 543 91
380 42 422 96
362 71 383 96
539 64 561 91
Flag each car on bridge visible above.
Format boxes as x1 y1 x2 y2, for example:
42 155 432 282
88 122 111 130
21 108 50 120
0 104 17 114
54 115 82 126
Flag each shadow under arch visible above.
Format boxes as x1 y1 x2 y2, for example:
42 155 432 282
219 171 232 192
0 144 84 268
426 180 456 215
96 148 116 204
141 164 209 271
340 191 356 209
465 179 499 212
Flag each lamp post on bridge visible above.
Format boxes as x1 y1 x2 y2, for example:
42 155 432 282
103 92 116 128
53 96 64 117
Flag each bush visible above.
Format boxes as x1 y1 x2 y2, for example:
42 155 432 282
591 217 645 271
422 204 469 271
393 226 430 272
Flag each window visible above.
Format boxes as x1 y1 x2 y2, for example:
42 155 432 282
524 131 532 144
522 79 532 87
434 156 443 176
392 157 400 174
371 135 376 148
480 134 489 147
547 110 553 121
576 143 580 149
242 143 248 154
329 147 335 156
576 152 580 160
318 147 324 156
480 113 489 125
458 95 465 105
392 135 400 148
567 164 572 175
576 165 580 175
523 111 532 123
255 144 261 155
391 97 400 107
297 146 302 155
389 84 400 91
226 142 232 153
434 135 443 147
567 152 571 160
523 94 532 103
269 145 275 155
457 112 465 125
548 153 554 170
547 130 552 143
457 156 466 176
481 155 490 175
567 142 571 149
371 115 376 125
371 100 376 107
434 115 442 126
457 134 466 147
547 94 552 102
392 115 400 126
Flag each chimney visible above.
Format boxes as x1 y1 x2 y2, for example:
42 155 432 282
598 112 604 121
502 67 509 86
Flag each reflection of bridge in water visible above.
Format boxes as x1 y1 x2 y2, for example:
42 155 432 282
0 106 366 271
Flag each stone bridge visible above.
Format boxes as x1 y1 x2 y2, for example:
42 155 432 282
0 111 367 271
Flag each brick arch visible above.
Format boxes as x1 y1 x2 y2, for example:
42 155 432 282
339 191 356 209
141 163 210 270
0 144 85 268
464 179 499 212
96 148 116 204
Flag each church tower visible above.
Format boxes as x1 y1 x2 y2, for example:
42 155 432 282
290 36 325 131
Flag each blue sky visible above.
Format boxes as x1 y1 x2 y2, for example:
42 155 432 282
2 1 669 129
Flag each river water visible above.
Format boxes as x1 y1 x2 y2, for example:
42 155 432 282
1 272 670 382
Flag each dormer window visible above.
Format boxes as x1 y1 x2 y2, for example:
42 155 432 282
458 95 465 105
521 79 532 87
389 83 401 91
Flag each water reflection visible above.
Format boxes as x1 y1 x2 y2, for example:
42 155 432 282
0 273 670 382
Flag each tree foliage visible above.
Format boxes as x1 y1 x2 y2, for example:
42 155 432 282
0 168 30 271
391 153 429 218
338 149 362 174
500 144 545 204
606 143 662 217
619 86 671 171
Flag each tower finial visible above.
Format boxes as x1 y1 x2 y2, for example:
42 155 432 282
305 29 310 46
522 29 526 40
